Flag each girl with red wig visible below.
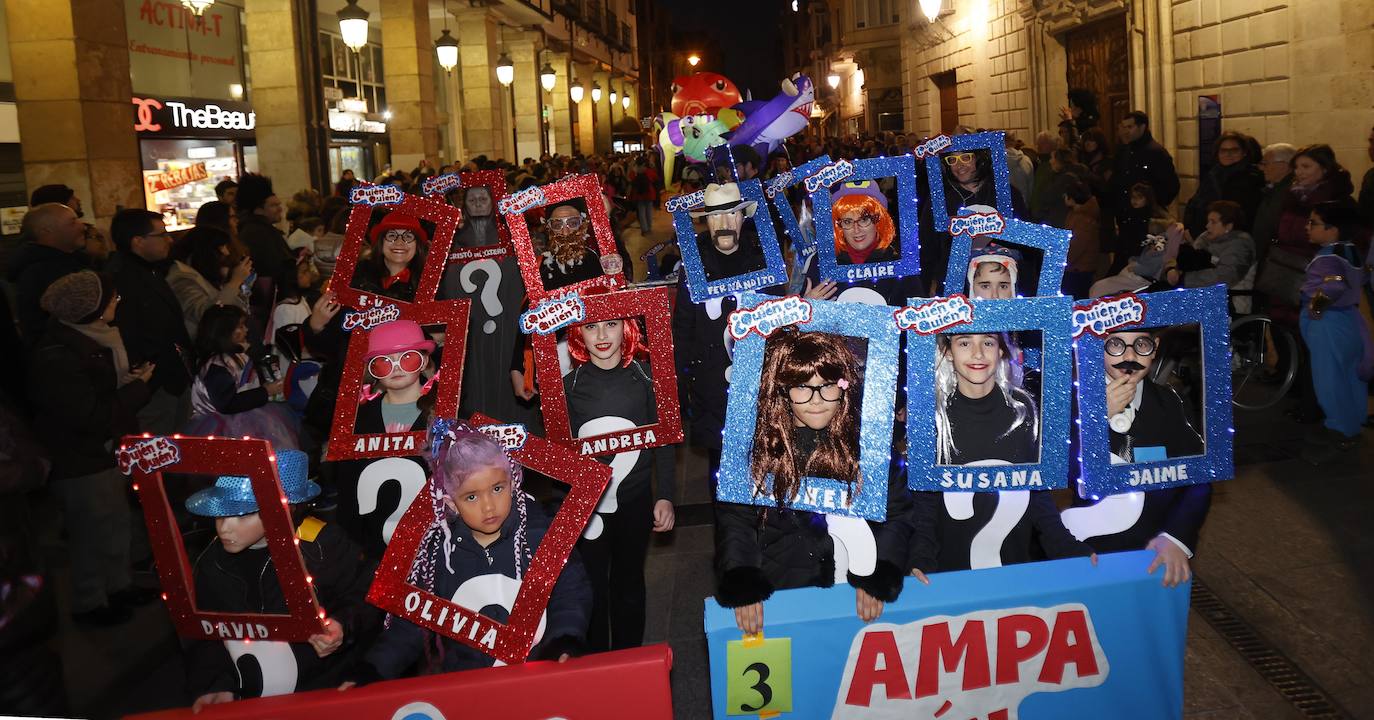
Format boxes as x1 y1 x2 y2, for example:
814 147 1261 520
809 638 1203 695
830 182 898 266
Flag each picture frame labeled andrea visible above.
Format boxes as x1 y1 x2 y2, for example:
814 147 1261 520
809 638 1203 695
1072 286 1233 498
668 179 788 303
764 154 832 256
944 214 1070 299
900 294 1075 492
420 170 515 264
807 155 921 284
118 435 326 642
368 413 610 666
528 286 685 456
502 173 625 303
922 131 1016 234
325 299 472 462
716 292 900 521
328 189 461 311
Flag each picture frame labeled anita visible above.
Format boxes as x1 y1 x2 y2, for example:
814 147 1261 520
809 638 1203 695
530 286 684 456
328 189 461 311
502 173 625 302
118 435 326 642
367 413 611 666
808 155 921 284
943 214 1071 298
421 170 515 264
901 294 1075 492
765 154 832 256
716 292 900 521
325 299 472 462
668 178 788 302
1072 286 1234 498
923 131 1015 233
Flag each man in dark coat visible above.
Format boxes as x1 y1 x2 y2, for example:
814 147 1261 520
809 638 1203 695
1108 111 1180 225
8 203 89 344
235 173 293 277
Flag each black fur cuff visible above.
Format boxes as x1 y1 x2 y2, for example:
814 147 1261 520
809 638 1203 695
715 566 774 608
848 560 905 603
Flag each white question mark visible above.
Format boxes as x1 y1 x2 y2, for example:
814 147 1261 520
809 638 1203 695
943 460 1029 569
357 457 429 545
576 416 640 541
1060 452 1145 541
225 639 297 697
826 513 876 583
460 259 503 334
449 572 548 667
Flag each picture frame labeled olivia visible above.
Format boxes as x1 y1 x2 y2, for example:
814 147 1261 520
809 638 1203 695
808 155 922 284
901 294 1075 492
669 178 788 302
325 299 472 462
421 170 515 264
502 173 625 302
328 188 461 311
530 286 684 455
765 154 832 256
922 131 1015 233
716 292 900 521
367 413 611 666
943 214 1071 297
1072 286 1233 498
118 435 326 642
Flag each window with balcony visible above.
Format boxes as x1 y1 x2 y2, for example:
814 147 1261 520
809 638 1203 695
852 0 897 29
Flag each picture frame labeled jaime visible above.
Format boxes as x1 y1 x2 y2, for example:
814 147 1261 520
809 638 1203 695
923 131 1015 233
901 295 1075 492
765 154 832 256
530 286 684 456
421 170 515 264
328 190 461 311
325 299 472 462
502 173 625 302
367 413 611 666
808 155 921 285
716 292 900 521
1072 287 1233 498
944 214 1070 298
669 179 788 302
118 435 326 642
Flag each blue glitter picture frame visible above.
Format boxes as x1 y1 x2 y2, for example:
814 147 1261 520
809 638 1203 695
808 155 922 285
944 216 1071 297
669 179 788 303
766 154 832 256
1073 286 1234 498
925 131 1014 232
903 295 1075 492
716 292 900 520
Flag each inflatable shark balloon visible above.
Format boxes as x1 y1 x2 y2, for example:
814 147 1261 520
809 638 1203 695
728 73 815 157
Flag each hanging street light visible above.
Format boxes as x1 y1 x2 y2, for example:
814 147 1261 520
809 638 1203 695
570 78 585 103
687 54 700 67
621 92 631 110
180 0 215 15
337 0 370 52
610 86 618 106
496 52 515 87
435 30 459 72
540 61 557 92
919 0 942 22
827 73 841 89
591 81 602 103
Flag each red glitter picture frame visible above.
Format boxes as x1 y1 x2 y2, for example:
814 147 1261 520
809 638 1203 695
326 191 460 311
422 170 515 265
324 299 472 462
531 286 684 456
503 173 625 302
121 435 326 642
366 413 611 666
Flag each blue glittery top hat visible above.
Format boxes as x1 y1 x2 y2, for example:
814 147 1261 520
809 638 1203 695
185 449 319 518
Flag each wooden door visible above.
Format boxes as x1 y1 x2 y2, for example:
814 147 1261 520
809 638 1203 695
1064 14 1130 138
932 70 958 135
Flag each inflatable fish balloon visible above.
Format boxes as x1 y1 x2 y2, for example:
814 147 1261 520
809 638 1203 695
670 72 743 117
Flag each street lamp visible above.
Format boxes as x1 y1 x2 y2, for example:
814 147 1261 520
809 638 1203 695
337 0 369 52
827 73 841 89
495 52 515 87
496 52 517 160
610 86 618 106
540 61 557 92
687 54 700 68
621 93 631 111
591 82 602 103
181 0 215 15
919 0 942 22
434 0 458 73
570 78 585 104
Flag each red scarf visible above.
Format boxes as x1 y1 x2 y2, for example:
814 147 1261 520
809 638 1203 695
380 267 411 289
846 245 877 266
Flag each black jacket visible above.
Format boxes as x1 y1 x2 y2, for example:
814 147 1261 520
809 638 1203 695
563 359 676 503
107 251 193 395
185 518 380 699
1183 161 1266 236
28 321 151 479
1109 130 1181 214
237 214 293 280
7 242 89 345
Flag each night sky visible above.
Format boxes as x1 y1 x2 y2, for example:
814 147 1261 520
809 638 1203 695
657 0 787 100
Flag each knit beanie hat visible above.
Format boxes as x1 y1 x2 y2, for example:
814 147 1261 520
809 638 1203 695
40 270 115 324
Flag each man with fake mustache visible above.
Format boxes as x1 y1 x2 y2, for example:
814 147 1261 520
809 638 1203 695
690 183 767 283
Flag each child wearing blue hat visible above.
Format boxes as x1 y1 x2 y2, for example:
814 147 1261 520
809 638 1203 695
184 449 379 712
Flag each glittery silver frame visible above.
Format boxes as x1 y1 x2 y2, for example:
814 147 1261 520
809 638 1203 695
944 216 1071 297
669 179 788 303
809 155 922 284
924 131 1015 232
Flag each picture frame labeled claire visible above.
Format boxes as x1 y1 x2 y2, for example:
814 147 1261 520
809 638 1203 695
716 292 900 521
531 286 684 456
901 295 1075 492
1072 286 1234 498
119 435 326 642
367 413 611 666
669 179 789 303
421 170 515 264
944 214 1071 298
325 299 472 462
924 131 1015 233
765 154 832 257
502 173 625 302
327 191 461 311
808 155 922 285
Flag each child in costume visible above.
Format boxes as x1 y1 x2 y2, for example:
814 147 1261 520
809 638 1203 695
803 180 924 306
967 243 1021 300
564 310 676 651
352 212 429 303
186 304 300 450
186 449 377 711
357 422 591 679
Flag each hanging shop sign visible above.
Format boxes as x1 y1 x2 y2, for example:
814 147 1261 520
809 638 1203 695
131 95 257 139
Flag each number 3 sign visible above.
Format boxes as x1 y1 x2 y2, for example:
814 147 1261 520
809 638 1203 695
726 634 793 716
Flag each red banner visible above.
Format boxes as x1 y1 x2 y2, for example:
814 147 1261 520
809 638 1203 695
145 162 210 194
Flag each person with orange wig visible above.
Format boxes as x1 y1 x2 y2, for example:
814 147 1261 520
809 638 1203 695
830 181 897 266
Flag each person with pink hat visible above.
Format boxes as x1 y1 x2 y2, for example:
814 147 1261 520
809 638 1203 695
351 212 430 302
355 318 438 436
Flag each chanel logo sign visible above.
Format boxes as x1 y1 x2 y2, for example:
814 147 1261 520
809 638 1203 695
132 96 164 132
